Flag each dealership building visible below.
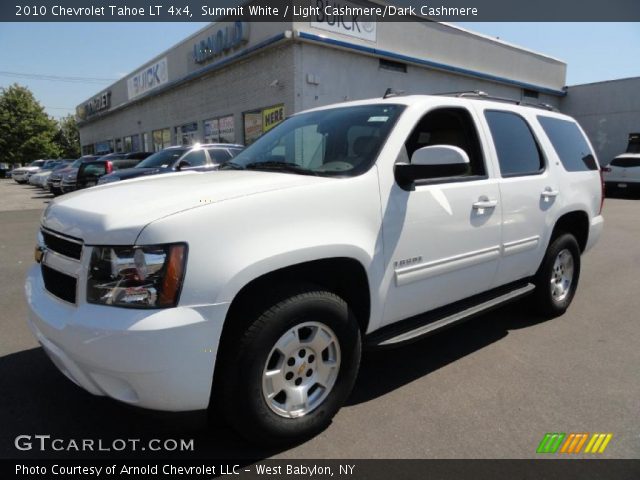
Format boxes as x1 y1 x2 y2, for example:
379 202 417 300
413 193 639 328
76 17 570 154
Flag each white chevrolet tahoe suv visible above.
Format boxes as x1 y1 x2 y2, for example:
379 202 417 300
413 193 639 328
26 94 604 443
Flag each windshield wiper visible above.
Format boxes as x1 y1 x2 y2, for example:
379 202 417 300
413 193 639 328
244 161 318 176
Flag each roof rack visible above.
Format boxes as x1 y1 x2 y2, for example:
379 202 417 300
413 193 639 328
383 88 405 99
433 90 558 111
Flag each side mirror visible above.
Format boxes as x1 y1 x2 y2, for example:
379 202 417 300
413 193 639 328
394 145 470 190
176 159 191 171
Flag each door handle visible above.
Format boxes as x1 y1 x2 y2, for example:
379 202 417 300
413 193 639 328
472 198 498 209
541 187 559 199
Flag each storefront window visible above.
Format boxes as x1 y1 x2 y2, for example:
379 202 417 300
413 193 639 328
82 144 95 155
115 138 123 152
143 132 150 151
204 115 235 144
203 118 220 143
219 115 235 143
176 122 198 146
131 134 141 152
243 105 285 145
243 112 263 146
152 128 171 151
123 136 133 152
95 141 111 155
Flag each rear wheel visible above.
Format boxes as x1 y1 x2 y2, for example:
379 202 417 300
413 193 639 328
532 233 581 317
218 287 361 444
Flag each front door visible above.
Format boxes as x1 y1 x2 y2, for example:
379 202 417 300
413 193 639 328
380 106 502 327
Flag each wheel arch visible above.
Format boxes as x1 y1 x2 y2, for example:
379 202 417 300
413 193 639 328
550 210 590 253
209 256 371 411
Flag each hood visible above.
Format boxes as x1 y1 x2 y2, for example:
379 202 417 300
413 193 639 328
15 166 40 173
103 167 165 181
42 170 330 244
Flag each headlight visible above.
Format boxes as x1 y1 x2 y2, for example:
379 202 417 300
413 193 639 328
87 243 187 308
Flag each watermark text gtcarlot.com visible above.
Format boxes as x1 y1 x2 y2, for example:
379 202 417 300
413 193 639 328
14 435 194 452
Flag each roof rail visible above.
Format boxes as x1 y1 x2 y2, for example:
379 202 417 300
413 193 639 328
434 90 490 98
433 90 558 111
383 88 405 99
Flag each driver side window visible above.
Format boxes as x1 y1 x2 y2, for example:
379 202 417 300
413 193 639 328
405 107 486 178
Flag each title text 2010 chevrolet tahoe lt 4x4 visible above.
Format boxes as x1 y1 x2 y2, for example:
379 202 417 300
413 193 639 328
26 95 604 443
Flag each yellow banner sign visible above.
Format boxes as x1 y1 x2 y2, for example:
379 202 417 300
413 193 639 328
262 104 285 132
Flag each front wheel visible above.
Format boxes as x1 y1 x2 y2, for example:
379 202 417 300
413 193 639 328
532 233 581 317
218 287 361 444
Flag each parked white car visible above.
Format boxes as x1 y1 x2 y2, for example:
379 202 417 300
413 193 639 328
11 159 46 183
603 153 640 194
29 160 73 189
26 94 604 443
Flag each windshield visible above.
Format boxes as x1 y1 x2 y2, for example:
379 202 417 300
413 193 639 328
136 149 188 168
226 104 405 176
53 162 70 171
41 162 59 171
30 160 45 167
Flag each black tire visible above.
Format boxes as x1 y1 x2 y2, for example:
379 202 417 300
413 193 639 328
532 233 581 318
217 286 361 445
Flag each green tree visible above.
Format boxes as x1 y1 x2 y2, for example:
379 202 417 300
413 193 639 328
55 114 81 158
0 83 61 165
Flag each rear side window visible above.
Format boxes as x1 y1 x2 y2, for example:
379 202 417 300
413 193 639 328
180 150 207 167
207 149 232 164
485 110 544 177
610 157 640 168
81 164 106 177
537 116 597 171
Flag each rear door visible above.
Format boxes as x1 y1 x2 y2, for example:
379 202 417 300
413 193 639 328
477 107 559 287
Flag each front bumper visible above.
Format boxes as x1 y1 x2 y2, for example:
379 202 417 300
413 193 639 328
25 264 229 411
60 181 76 193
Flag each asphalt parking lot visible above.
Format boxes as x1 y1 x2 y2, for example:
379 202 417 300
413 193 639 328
0 178 638 460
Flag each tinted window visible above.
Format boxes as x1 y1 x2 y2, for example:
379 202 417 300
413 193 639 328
485 111 543 176
112 159 141 170
126 152 153 160
136 149 188 168
207 149 232 164
537 116 597 171
81 164 106 177
610 157 640 168
180 150 207 167
405 107 485 177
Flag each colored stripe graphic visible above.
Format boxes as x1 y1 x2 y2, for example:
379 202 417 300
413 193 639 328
537 433 566 453
585 433 613 453
538 433 612 454
559 433 589 454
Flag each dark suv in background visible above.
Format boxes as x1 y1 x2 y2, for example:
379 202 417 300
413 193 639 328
47 155 100 195
97 144 244 185
75 151 153 190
